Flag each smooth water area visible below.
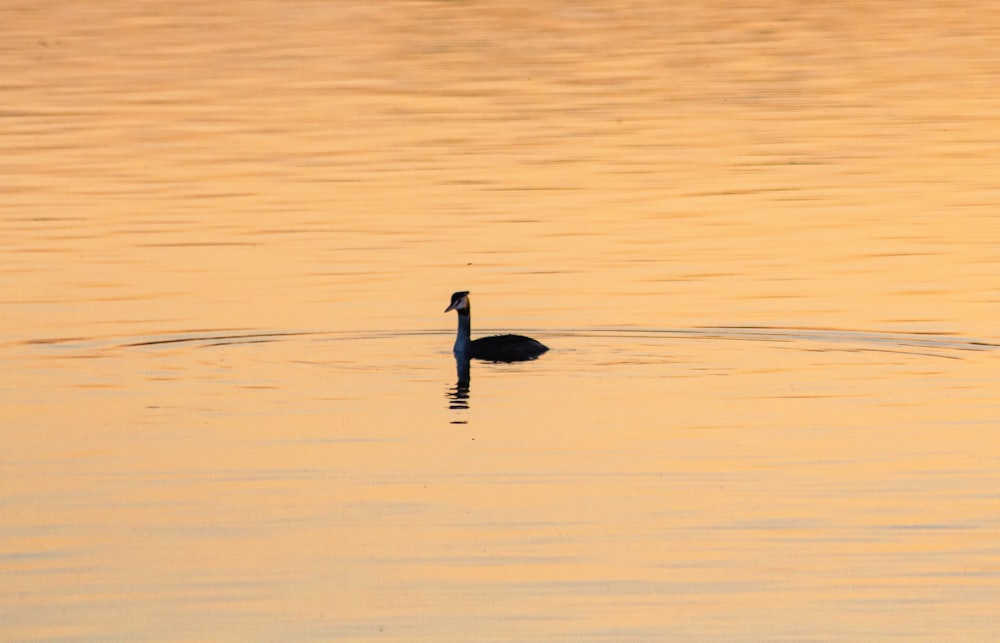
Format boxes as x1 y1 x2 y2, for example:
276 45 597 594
3 1 1000 639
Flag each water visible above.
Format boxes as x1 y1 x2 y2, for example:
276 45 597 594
3 1 1000 639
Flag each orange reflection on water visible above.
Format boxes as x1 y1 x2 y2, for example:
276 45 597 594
2 0 1000 639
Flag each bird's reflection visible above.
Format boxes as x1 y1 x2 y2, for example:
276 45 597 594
446 350 547 421
447 355 471 417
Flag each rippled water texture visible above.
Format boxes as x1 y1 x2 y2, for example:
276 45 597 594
3 1 1000 639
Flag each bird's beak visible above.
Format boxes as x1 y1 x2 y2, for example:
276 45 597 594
444 302 457 313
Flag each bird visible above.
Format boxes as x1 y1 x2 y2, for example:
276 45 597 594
444 291 549 362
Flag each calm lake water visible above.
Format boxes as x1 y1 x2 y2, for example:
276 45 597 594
3 1 1000 639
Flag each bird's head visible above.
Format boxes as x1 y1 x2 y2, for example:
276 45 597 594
444 291 470 313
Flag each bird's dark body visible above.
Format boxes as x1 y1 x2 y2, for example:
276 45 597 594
445 291 549 363
468 334 548 362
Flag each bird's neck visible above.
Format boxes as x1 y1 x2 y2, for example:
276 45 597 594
454 308 471 354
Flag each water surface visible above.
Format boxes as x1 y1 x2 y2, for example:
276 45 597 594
3 1 1000 639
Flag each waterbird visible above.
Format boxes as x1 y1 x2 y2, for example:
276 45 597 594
444 291 549 362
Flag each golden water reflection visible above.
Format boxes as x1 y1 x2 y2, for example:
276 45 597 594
3 0 1000 639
